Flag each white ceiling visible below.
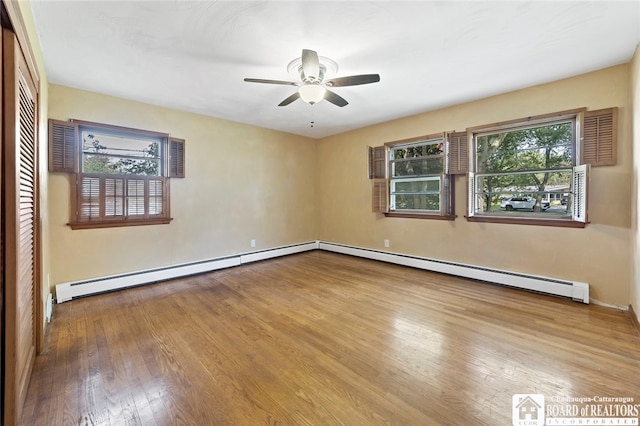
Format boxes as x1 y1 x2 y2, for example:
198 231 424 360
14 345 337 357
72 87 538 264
31 1 640 139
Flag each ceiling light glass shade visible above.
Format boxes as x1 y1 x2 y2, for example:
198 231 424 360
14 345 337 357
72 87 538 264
298 85 326 104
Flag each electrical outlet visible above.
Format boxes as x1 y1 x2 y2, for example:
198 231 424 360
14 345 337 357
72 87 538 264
384 239 390 247
250 239 256 248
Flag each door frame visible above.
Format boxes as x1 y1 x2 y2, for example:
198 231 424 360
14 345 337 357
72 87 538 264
1 2 42 425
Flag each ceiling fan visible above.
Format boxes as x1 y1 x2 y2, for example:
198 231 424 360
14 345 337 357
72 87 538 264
244 49 380 107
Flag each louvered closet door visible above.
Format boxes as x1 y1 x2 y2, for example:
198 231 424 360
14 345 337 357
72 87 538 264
0 25 4 421
3 28 39 426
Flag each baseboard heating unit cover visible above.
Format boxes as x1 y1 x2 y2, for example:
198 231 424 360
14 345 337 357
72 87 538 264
55 241 318 302
56 241 588 304
318 241 589 303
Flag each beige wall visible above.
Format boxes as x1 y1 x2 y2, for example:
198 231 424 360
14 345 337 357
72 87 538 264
41 47 636 308
317 65 632 306
631 43 640 321
48 84 317 286
10 0 639 356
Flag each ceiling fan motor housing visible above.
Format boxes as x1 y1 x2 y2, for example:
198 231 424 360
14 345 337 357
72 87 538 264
300 64 326 84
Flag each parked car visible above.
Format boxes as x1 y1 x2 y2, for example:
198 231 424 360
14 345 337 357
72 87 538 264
561 195 569 205
500 197 549 211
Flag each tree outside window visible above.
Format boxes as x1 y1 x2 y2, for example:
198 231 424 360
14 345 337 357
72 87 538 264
474 121 574 217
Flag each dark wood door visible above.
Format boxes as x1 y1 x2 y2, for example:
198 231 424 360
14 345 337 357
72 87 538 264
0 22 4 422
3 27 38 426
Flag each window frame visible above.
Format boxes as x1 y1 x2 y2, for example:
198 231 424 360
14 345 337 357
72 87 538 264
49 118 184 229
465 109 588 227
389 176 443 213
382 133 455 220
79 125 165 177
69 173 171 230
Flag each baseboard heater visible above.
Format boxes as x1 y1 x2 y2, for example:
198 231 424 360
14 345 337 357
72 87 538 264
318 241 589 303
56 240 588 304
55 241 319 303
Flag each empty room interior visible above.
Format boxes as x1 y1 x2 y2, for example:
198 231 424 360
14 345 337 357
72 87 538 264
2 1 640 425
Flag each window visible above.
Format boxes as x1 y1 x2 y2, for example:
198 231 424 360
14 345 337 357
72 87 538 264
466 108 616 227
49 119 185 229
81 129 161 176
370 133 454 219
389 136 446 213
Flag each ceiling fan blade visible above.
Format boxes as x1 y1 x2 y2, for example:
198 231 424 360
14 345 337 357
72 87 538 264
244 78 298 86
301 49 320 80
325 74 380 87
324 89 348 107
278 92 300 106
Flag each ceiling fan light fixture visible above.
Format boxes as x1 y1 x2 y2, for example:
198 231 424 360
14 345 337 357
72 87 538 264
298 84 326 105
245 49 379 108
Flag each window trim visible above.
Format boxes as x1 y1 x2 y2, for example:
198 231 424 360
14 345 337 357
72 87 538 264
68 173 172 230
381 133 455 220
49 118 184 229
466 109 588 227
465 108 585 136
75 119 169 174
69 217 173 230
464 213 586 228
72 118 170 140
389 175 444 213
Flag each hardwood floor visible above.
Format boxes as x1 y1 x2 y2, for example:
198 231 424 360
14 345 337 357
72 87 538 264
21 251 640 425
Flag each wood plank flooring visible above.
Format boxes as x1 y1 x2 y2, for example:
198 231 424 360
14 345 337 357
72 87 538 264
21 251 640 425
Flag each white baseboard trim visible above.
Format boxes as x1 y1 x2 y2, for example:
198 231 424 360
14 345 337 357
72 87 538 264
55 241 319 303
55 239 590 305
590 298 627 311
318 241 589 304
241 241 319 264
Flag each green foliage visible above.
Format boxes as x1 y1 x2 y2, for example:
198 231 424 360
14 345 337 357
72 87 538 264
476 122 572 212
392 178 441 211
392 142 444 176
83 134 160 176
394 194 440 211
390 141 444 211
